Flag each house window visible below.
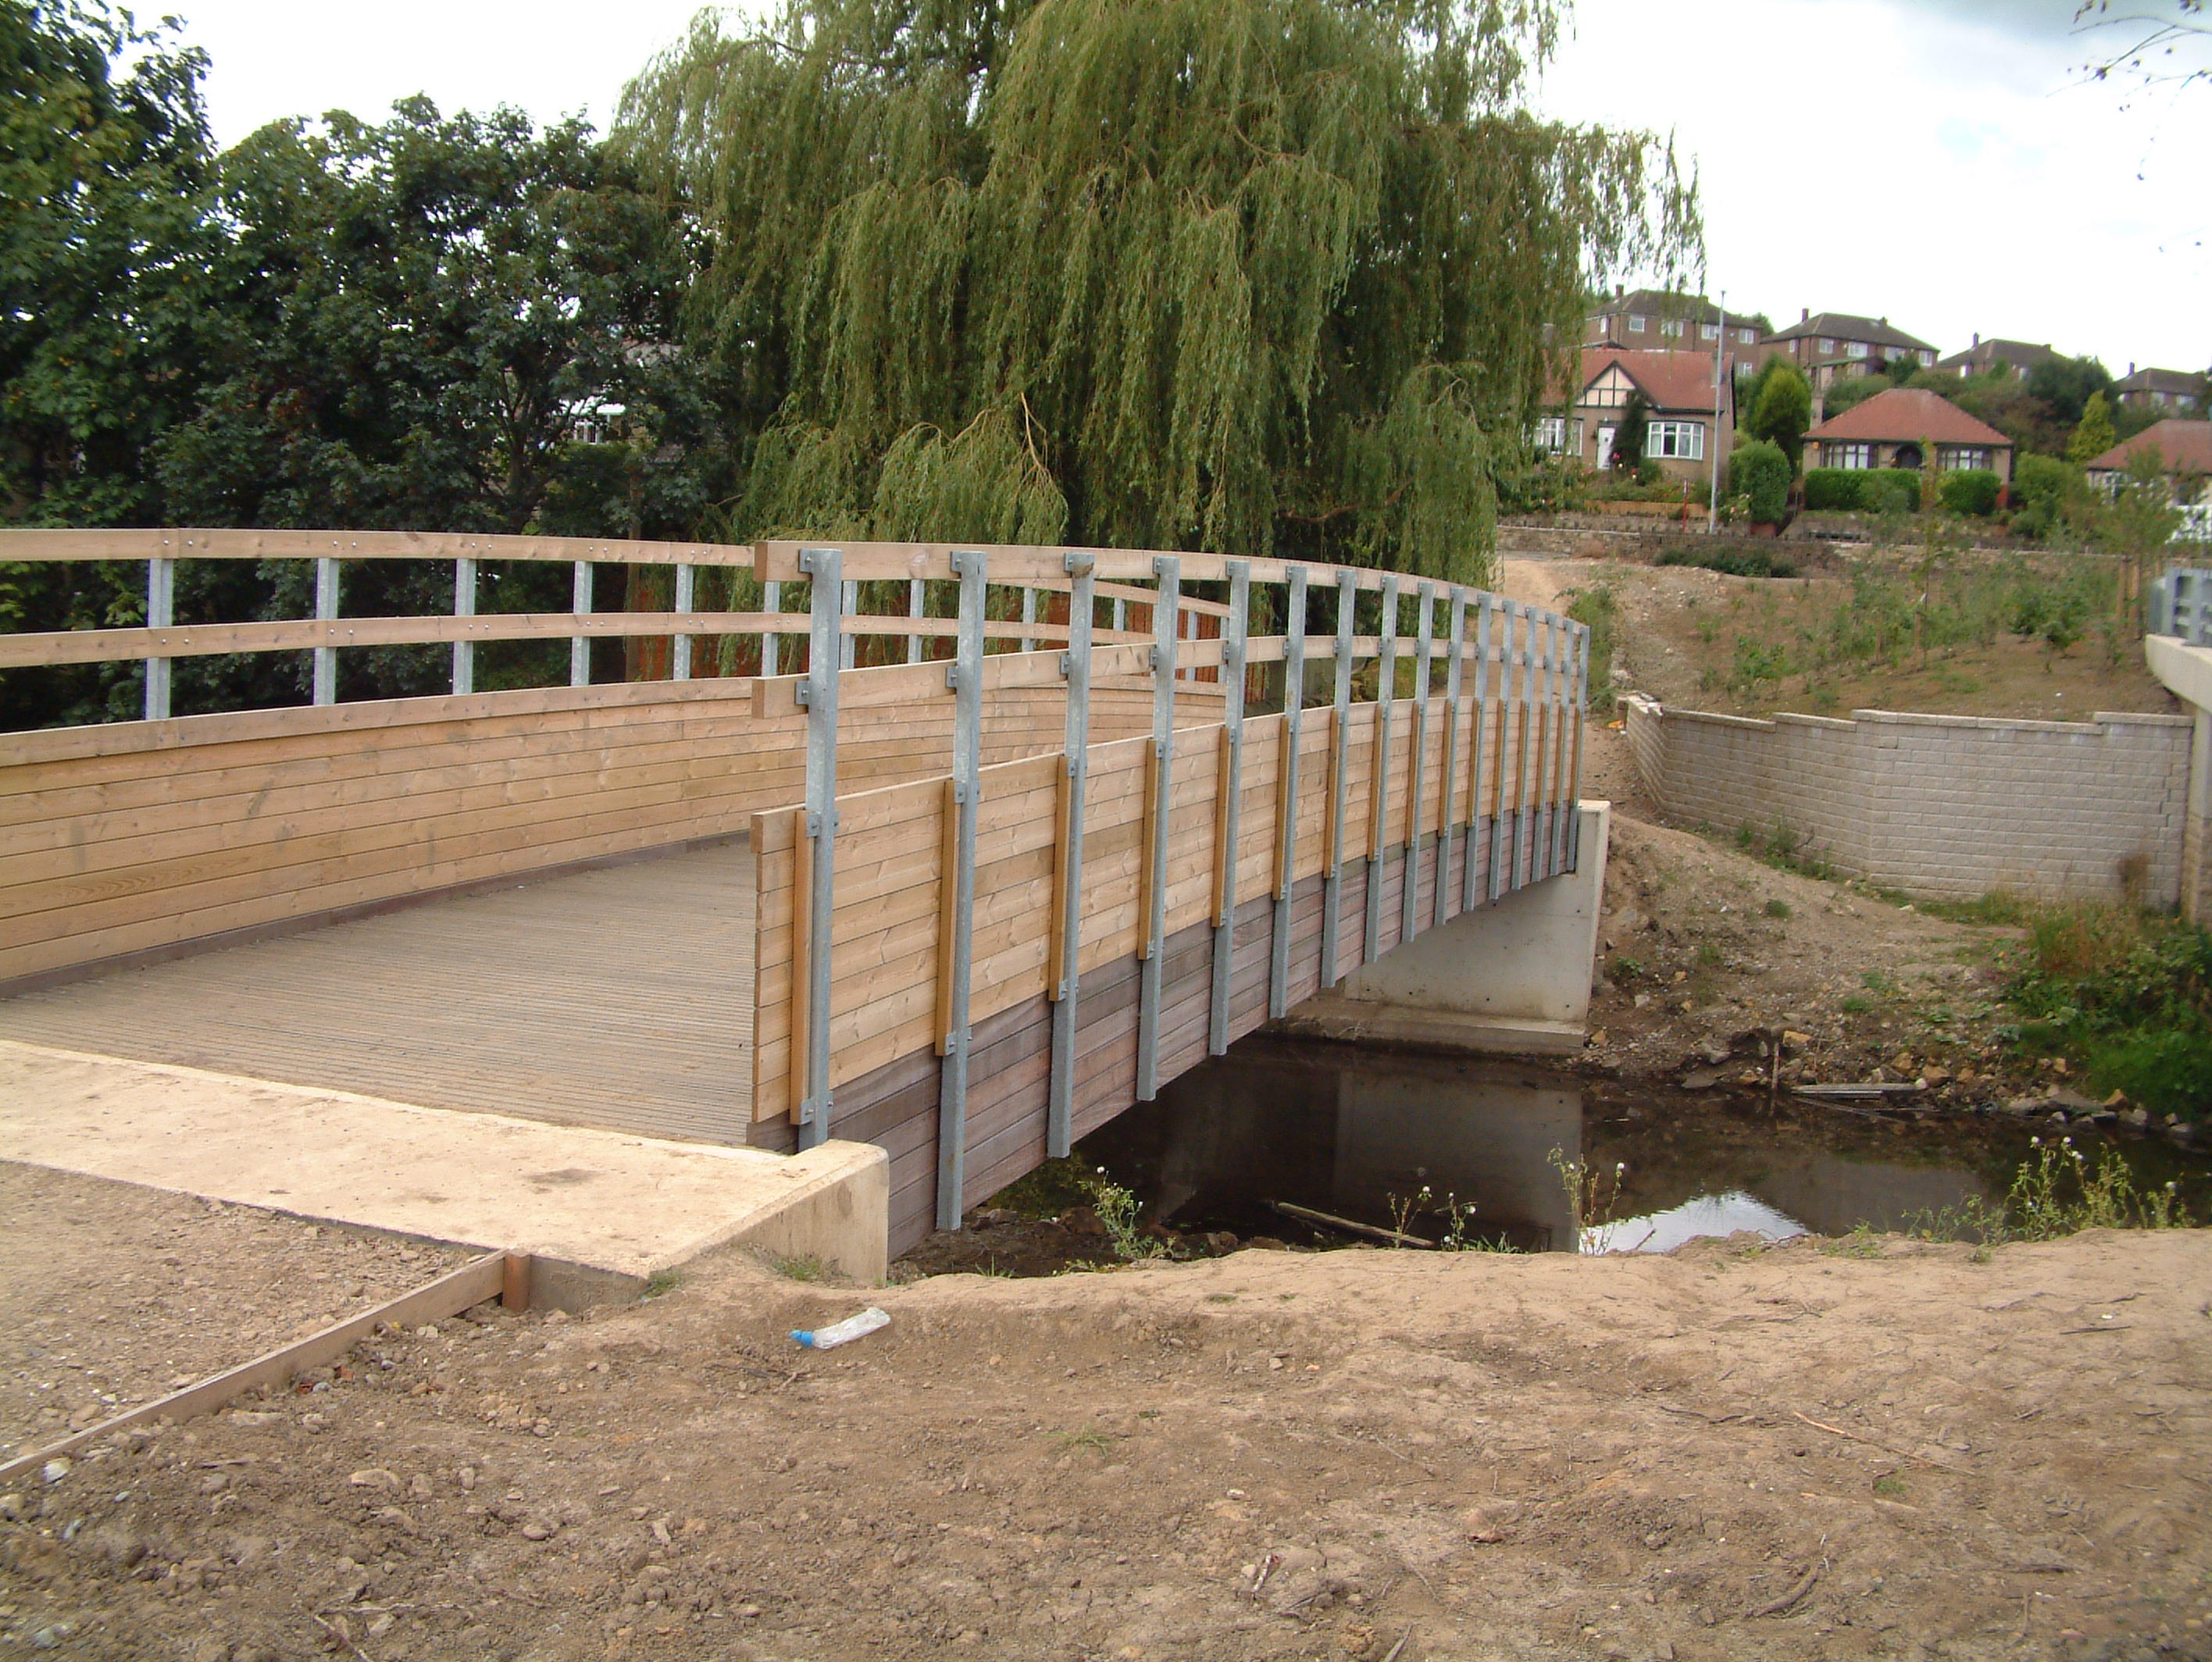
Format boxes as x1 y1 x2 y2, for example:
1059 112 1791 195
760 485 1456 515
1628 314 1647 333
1535 416 1570 453
1918 350 1935 367
1824 442 1874 469
1939 446 1989 472
1700 323 1719 341
1593 315 1610 335
1818 338 1835 354
1848 341 1869 359
1648 421 1705 461
1739 328 1756 344
1660 318 1685 338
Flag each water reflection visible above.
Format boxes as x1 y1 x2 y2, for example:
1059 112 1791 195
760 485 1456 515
1081 1036 2110 1254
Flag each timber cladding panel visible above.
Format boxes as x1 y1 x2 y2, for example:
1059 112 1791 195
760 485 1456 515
1623 695 2194 904
0 676 1127 988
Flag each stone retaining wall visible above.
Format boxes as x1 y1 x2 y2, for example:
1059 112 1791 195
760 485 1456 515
1622 695 2195 904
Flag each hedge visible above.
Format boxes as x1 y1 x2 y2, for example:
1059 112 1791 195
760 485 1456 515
1937 468 2003 517
1729 440 1792 526
1802 466 1923 512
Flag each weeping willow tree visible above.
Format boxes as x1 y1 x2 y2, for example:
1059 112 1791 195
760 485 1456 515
619 0 1698 583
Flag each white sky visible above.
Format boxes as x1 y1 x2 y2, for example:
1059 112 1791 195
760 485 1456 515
169 0 2208 376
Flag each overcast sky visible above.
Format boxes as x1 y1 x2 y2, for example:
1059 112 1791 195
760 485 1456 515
169 0 2207 376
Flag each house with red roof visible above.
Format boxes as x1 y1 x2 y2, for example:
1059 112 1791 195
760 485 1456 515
1803 387 2014 483
1539 347 1738 487
2085 419 2212 501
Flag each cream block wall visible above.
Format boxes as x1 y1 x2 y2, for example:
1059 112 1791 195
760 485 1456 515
1622 695 2193 904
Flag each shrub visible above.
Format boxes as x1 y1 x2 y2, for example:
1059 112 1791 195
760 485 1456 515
2003 903 2212 1118
1728 440 1791 526
1861 469 1921 515
1803 468 1863 511
1938 468 2002 517
2010 453 2086 541
1654 547 1800 579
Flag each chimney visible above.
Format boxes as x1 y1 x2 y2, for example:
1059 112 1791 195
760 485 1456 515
1972 332 1980 348
1616 284 1625 299
1800 307 1810 323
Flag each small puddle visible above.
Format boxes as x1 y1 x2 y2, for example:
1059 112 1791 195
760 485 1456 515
1066 1036 2211 1255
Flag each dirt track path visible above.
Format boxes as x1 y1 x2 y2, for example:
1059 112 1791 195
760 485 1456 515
6 1206 2207 1661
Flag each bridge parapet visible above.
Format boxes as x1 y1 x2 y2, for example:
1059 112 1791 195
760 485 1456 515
2 530 1589 1253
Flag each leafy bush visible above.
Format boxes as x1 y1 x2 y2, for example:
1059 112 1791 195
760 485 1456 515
1563 583 1618 711
1862 469 1922 515
2003 904 2212 1118
1803 468 1863 511
1802 467 1923 514
2009 453 2085 541
1728 440 1791 525
1654 547 1800 579
1937 468 2002 517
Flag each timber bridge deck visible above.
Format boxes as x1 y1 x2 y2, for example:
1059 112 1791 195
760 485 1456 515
0 532 1589 1256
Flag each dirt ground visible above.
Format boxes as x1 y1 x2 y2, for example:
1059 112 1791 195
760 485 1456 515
2 1179 2207 1662
0 1166 472 1461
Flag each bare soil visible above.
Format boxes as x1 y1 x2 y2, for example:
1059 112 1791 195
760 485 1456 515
0 1165 471 1461
3 1169 2208 1662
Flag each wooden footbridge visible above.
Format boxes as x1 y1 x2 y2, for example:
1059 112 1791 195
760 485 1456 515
0 532 1589 1254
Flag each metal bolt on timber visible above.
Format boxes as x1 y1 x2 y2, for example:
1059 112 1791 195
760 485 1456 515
794 547 843 1150
670 562 694 682
1208 561 1250 1056
144 555 173 721
934 550 987 1228
1136 555 1179 1102
1364 572 1400 968
1268 565 1308 1019
1047 554 1096 1158
1318 569 1356 989
1401 580 1435 944
1435 586 1468 928
313 556 341 705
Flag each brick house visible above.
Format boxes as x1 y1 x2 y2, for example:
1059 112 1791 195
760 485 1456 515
1936 333 2064 378
1803 387 2014 482
1541 347 1738 485
1585 288 1769 357
1763 310 1939 396
2085 419 2212 501
2112 366 2207 416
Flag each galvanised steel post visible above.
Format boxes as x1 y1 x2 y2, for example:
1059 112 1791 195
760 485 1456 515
935 550 987 1228
313 556 341 705
908 576 926 664
840 579 858 671
671 562 693 682
1436 587 1467 928
454 557 479 694
1207 561 1250 1055
1465 594 1494 912
1400 580 1435 943
1268 565 1308 1019
1364 573 1400 966
144 555 173 721
1318 569 1356 987
1568 620 1590 872
1489 601 1517 903
1136 556 1180 1101
1047 554 1096 1157
569 559 590 688
794 548 843 1150
1515 598 1539 890
762 580 781 678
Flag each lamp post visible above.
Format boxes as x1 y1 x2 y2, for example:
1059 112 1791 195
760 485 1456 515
1708 287 1726 534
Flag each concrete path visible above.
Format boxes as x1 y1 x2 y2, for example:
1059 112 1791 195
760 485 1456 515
0 1040 885 1300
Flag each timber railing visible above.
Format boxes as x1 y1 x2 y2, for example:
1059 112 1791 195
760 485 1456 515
0 530 1588 1249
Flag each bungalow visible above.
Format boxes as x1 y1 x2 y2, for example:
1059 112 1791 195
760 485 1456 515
1539 347 1739 487
2085 419 2212 501
1803 387 2015 483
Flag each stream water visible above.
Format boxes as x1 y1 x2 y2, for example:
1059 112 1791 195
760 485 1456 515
1075 1036 2212 1253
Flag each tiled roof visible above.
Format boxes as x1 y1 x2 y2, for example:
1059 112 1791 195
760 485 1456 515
2086 419 2212 474
2113 367 2205 398
1805 387 2012 448
1937 338 2064 373
1570 347 1728 414
1765 312 1936 354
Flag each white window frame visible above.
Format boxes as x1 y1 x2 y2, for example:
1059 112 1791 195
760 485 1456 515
1660 318 1686 338
1628 314 1647 333
1847 341 1870 360
1739 327 1757 344
1648 420 1705 461
1825 442 1874 470
1918 350 1935 367
1700 323 1719 341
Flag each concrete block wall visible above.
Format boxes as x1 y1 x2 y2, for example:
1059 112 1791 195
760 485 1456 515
1622 695 2194 904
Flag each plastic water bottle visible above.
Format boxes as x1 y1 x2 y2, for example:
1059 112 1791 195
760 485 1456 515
790 1307 890 1350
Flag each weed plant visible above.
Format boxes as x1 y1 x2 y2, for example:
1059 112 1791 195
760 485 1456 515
1549 1147 1630 1253
2000 903 2212 1118
1904 1136 2192 1248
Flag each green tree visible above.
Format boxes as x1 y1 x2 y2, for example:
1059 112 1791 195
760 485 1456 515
2032 355 2115 430
1611 391 1650 474
2010 452 2089 542
1728 439 1789 526
2067 390 2118 464
618 0 1700 582
1747 361 1811 471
